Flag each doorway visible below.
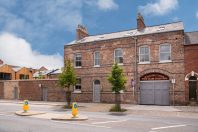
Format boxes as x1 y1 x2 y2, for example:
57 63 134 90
189 76 197 101
42 87 48 101
140 73 170 105
14 87 18 99
93 80 100 103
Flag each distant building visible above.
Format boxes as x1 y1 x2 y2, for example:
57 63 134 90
39 66 48 71
0 64 15 80
33 69 61 79
0 61 58 80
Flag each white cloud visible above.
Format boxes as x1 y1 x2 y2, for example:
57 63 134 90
0 0 118 50
0 0 118 36
196 11 198 18
97 0 118 10
0 33 63 69
0 0 83 36
139 0 178 16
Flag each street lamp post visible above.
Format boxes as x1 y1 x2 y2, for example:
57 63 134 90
130 36 137 104
125 33 138 104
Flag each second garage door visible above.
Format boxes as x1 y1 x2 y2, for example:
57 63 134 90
140 80 170 105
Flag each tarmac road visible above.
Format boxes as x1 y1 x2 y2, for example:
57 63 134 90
0 101 198 132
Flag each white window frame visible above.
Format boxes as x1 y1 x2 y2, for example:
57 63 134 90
159 43 171 63
139 46 150 64
74 78 81 93
74 53 82 68
94 51 100 67
114 48 123 65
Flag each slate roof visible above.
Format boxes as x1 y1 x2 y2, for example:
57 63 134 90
66 21 184 45
33 69 59 78
185 31 198 45
50 69 62 74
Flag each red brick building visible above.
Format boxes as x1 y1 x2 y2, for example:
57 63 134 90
64 13 186 105
184 31 198 104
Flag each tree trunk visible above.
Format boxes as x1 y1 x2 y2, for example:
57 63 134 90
66 91 72 108
115 92 121 111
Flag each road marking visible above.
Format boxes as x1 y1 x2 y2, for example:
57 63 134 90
151 124 187 130
51 120 111 129
0 113 16 117
92 120 127 125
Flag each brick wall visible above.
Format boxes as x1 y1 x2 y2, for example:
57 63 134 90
19 79 65 101
184 45 198 74
4 81 19 99
0 81 4 99
65 37 135 104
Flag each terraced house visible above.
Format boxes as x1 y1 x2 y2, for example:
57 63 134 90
64 13 186 105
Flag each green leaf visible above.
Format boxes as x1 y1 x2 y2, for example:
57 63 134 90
58 59 77 90
108 63 127 93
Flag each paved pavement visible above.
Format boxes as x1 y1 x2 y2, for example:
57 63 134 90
0 99 198 120
1 99 198 113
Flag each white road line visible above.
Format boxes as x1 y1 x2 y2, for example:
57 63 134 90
92 120 127 125
51 120 111 129
151 124 187 130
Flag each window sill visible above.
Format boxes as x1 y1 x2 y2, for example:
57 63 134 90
138 62 150 65
75 66 82 69
73 90 82 93
118 63 124 66
158 60 172 63
112 90 124 94
93 65 100 68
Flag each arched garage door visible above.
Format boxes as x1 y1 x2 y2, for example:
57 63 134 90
140 73 170 106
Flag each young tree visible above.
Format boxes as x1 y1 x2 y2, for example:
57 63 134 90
108 63 127 111
58 59 76 108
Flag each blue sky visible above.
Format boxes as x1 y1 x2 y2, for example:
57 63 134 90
0 0 198 69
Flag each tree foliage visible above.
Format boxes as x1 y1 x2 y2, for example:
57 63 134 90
58 59 76 108
108 63 127 93
58 59 76 90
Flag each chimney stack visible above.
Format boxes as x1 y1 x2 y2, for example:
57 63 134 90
137 12 146 31
76 24 89 40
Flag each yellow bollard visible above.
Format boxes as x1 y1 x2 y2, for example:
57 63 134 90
72 102 78 117
23 100 29 112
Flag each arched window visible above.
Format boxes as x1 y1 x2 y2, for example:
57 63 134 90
94 80 100 85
